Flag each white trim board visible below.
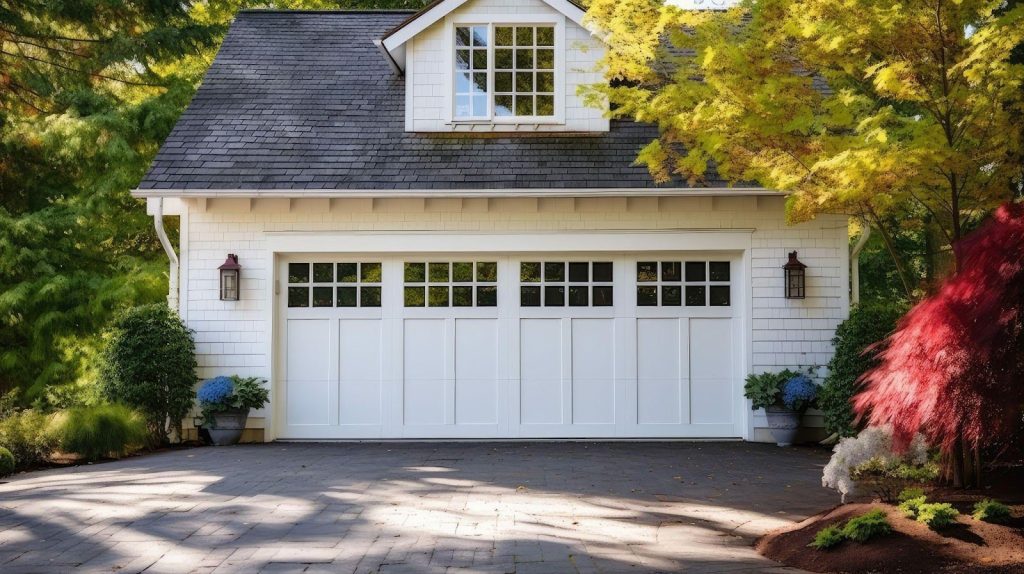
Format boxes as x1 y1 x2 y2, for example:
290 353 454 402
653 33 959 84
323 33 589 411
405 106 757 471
132 187 780 199
264 230 754 254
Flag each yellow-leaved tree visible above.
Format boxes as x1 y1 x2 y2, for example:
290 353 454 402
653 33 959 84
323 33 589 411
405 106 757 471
583 0 1024 296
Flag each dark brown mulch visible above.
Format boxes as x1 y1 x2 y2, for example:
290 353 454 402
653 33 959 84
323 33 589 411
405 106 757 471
757 502 1024 574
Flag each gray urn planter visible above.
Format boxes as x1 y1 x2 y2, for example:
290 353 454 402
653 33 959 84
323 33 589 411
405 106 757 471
206 408 250 446
765 406 801 447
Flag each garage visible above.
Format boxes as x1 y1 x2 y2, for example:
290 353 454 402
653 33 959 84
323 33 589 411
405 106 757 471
276 246 745 440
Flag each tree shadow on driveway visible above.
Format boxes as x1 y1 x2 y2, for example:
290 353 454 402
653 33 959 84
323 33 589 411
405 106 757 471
0 442 833 573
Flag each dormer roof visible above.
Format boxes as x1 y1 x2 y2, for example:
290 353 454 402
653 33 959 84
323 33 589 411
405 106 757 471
379 0 586 71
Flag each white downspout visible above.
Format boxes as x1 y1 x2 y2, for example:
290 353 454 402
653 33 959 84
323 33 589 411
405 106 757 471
153 198 179 311
850 217 871 306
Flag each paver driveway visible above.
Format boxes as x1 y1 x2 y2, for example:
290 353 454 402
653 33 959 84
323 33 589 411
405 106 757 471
0 442 836 573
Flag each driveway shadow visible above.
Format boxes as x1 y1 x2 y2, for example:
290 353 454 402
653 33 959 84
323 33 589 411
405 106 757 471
0 442 833 572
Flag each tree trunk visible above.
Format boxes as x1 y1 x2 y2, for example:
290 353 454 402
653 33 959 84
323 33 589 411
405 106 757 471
866 208 916 300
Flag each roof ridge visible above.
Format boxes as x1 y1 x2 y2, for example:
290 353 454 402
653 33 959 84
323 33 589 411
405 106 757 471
238 9 418 14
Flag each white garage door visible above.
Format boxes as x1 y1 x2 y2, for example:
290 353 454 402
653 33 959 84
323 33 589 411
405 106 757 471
278 256 742 439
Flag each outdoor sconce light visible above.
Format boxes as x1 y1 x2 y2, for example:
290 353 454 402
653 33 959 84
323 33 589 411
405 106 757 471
783 251 807 299
218 254 241 301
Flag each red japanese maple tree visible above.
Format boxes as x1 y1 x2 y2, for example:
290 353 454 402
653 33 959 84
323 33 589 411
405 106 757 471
854 202 1024 485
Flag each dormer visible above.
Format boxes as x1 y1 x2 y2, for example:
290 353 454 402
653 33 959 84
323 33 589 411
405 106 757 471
381 0 608 133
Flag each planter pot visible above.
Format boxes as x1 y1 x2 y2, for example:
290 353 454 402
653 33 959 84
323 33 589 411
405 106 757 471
765 406 801 447
205 408 250 446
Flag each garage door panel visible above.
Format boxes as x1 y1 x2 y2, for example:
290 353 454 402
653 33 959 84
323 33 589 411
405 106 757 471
571 319 616 425
455 319 498 425
281 255 743 440
403 319 447 426
338 319 382 426
690 318 733 425
520 319 563 425
637 319 685 425
286 319 332 426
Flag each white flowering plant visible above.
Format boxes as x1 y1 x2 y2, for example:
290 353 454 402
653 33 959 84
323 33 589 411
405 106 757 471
822 426 937 503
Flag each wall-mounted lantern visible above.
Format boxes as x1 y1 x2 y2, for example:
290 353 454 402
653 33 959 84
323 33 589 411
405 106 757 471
783 251 807 299
218 254 241 301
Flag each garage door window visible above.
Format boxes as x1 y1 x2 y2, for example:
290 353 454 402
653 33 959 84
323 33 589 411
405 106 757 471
404 261 498 307
520 261 613 307
287 262 382 308
637 261 730 307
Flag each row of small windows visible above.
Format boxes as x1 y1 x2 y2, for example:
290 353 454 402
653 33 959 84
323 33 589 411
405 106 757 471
286 261 731 308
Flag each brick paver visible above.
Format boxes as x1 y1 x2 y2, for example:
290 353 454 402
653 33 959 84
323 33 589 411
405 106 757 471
0 442 835 573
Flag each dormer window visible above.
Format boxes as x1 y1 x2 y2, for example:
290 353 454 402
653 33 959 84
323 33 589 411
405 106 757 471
452 22 560 122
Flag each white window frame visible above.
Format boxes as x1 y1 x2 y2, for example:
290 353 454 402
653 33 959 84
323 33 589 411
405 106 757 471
444 14 566 125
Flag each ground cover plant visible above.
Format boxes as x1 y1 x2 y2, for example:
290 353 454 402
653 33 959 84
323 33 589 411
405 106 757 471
808 509 893 550
972 499 1012 524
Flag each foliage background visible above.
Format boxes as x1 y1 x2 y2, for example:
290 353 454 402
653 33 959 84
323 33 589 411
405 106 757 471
0 1 428 406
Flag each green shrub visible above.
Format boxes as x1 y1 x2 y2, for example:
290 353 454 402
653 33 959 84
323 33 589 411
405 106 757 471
0 409 58 468
819 302 906 437
99 304 197 446
898 496 927 519
809 524 846 550
743 369 798 410
0 447 15 476
840 510 892 542
917 503 959 529
850 456 940 503
52 404 147 461
897 487 927 503
972 499 1012 524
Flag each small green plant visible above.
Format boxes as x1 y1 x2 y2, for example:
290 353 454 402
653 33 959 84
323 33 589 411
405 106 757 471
809 524 845 550
898 496 927 519
972 499 1011 524
917 502 959 530
897 487 926 502
0 409 58 468
0 446 15 476
52 404 148 461
850 456 940 502
743 369 800 410
840 509 892 542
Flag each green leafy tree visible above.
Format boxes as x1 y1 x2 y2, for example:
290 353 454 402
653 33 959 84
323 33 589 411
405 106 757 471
0 1 428 404
583 0 1024 296
0 1 222 402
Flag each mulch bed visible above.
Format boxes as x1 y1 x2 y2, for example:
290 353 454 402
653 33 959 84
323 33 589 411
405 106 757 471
757 466 1024 573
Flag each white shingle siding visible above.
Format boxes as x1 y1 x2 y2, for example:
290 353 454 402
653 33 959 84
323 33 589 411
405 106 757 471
178 195 848 440
407 0 609 132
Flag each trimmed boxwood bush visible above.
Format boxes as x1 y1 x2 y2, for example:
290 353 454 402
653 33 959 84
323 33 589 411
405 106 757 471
99 304 197 446
819 302 905 437
52 404 147 461
972 499 1012 524
0 409 58 468
0 446 14 476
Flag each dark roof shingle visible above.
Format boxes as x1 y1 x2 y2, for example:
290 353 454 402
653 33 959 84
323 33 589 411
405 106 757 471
138 10 727 192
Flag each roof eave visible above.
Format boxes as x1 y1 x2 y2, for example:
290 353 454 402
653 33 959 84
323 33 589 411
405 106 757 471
132 187 780 199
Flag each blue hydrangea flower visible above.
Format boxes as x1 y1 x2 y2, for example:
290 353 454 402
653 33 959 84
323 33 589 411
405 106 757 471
197 376 234 406
782 374 817 411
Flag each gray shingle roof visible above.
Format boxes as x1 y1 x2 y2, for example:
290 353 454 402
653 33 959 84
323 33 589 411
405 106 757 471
138 10 730 193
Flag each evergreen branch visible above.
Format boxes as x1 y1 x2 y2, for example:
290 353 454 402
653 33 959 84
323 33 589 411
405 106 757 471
0 49 163 87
